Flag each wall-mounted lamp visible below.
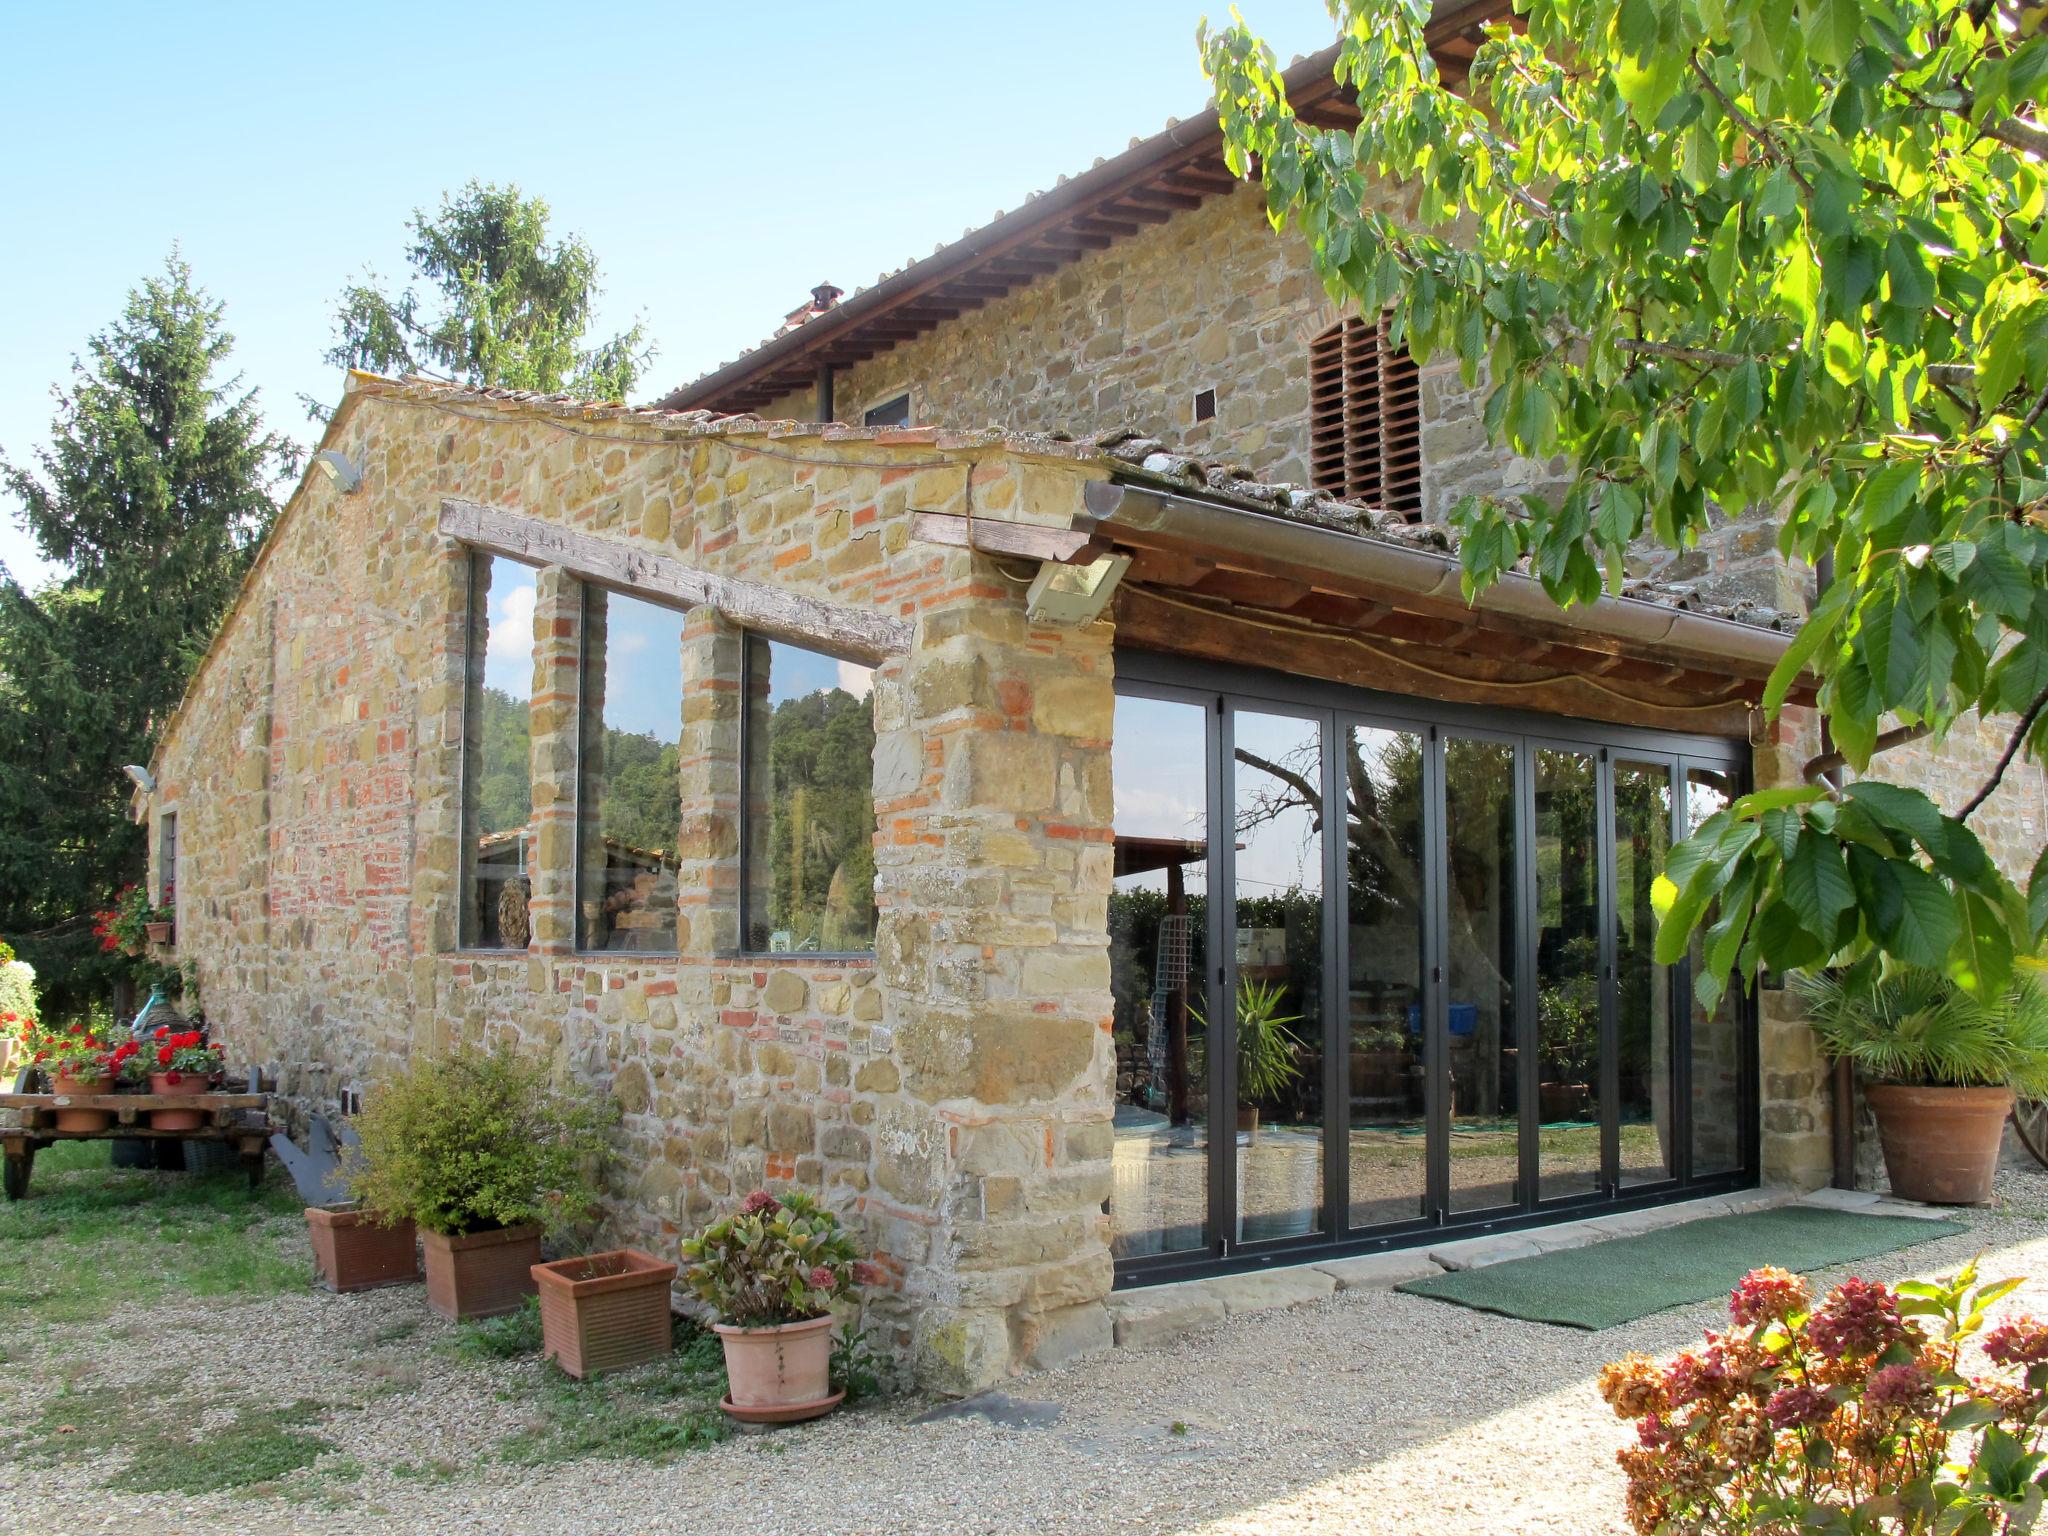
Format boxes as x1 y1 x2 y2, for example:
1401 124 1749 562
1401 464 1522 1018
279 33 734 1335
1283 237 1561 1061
311 449 364 494
122 764 156 793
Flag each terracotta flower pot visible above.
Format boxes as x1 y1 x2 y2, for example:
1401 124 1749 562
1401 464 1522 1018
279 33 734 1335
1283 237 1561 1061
715 1314 842 1423
1865 1084 2014 1205
420 1223 544 1319
50 1070 113 1133
532 1248 677 1379
306 1205 420 1293
144 921 173 945
146 1070 212 1131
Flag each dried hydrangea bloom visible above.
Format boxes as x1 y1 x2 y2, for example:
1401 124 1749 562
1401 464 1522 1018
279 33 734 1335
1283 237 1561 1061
739 1189 781 1217
1985 1314 2048 1368
1863 1362 1935 1418
1764 1382 1834 1429
1718 1400 1775 1464
1730 1265 1811 1327
1804 1276 1908 1360
1598 1353 1669 1420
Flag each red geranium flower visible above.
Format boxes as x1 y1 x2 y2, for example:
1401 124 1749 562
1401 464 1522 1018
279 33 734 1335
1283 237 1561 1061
164 1070 182 1086
153 1026 168 1040
157 1045 174 1066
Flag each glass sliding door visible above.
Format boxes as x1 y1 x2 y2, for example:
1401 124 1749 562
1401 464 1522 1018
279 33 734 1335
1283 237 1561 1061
1443 736 1520 1214
1343 723 1429 1231
1230 709 1327 1245
1107 693 1212 1260
1686 765 1746 1177
1615 760 1675 1186
1533 748 1602 1201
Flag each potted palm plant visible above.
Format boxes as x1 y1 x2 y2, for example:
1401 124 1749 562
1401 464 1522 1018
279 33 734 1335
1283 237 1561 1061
682 1189 860 1423
346 1046 616 1318
1794 962 2048 1203
1229 978 1306 1136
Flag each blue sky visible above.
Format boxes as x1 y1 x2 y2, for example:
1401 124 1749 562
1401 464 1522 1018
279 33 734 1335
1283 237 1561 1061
0 1 1337 589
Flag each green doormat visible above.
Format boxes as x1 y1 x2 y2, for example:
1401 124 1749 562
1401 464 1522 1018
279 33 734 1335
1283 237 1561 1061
1396 1206 1965 1330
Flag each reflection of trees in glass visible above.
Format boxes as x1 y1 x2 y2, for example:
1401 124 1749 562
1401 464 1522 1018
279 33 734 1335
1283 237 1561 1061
476 686 532 836
765 688 876 951
595 728 680 855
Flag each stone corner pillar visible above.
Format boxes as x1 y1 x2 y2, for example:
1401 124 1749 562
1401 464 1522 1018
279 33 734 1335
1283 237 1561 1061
1752 704 1836 1191
874 537 1119 1395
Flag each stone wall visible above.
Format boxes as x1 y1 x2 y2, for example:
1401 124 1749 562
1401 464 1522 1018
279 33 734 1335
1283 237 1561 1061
146 380 1120 1392
757 183 1785 611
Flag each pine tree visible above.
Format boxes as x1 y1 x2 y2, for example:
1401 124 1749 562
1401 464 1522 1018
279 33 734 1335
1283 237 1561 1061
0 252 295 1013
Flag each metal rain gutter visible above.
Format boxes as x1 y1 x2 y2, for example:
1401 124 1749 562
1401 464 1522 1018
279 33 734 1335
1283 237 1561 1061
1080 478 1797 677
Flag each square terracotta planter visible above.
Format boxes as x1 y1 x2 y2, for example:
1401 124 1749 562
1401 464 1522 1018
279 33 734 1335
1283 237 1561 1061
305 1205 420 1293
420 1223 543 1319
532 1248 677 1378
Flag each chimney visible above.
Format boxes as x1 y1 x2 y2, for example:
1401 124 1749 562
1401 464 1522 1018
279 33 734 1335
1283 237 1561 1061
778 282 844 337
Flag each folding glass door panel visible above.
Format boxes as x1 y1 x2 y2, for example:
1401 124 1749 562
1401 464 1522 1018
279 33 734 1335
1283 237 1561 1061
1107 693 1213 1261
1615 759 1676 1187
1228 709 1328 1246
1533 747 1602 1202
1443 736 1520 1215
1343 723 1430 1232
1686 764 1746 1177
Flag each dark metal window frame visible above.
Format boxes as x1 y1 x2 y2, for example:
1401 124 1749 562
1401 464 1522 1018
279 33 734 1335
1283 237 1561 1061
862 392 912 429
1111 649 1757 1288
158 810 178 910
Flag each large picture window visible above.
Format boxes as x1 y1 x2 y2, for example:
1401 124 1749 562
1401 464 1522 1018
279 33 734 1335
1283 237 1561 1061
575 588 685 952
460 554 538 950
741 635 877 953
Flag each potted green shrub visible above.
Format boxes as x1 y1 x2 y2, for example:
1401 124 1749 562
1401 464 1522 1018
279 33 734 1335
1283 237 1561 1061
347 1046 616 1318
682 1189 860 1423
1794 962 2048 1203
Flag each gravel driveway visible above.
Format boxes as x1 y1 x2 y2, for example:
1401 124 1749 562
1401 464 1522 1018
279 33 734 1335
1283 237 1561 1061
6 1168 2048 1536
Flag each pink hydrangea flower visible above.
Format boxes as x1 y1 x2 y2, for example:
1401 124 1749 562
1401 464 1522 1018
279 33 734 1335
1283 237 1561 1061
1864 1363 1933 1416
1985 1315 2048 1367
809 1264 837 1290
1730 1266 1811 1327
1764 1383 1833 1429
1636 1413 1672 1449
739 1190 780 1217
1805 1277 1905 1360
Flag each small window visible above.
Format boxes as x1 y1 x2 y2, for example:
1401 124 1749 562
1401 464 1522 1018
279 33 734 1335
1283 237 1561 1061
741 635 877 953
461 553 538 950
1309 314 1424 521
575 586 684 952
1193 387 1217 423
863 393 912 429
158 812 177 909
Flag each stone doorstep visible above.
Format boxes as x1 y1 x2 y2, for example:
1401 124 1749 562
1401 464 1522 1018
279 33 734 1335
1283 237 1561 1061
1102 1186 1805 1353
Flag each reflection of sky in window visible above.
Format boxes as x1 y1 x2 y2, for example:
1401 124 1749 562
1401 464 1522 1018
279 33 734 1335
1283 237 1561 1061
763 639 873 705
482 557 537 700
1111 696 1208 896
601 594 686 740
1233 713 1323 898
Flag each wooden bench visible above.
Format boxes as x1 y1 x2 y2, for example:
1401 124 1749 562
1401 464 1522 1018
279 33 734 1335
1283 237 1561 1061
0 1092 272 1199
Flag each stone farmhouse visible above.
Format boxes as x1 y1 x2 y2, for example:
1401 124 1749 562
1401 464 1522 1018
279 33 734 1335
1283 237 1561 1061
141 20 2048 1391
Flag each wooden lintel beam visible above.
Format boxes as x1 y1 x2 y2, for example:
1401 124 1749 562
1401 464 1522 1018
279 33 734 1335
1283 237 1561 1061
440 498 910 664
910 511 1106 565
1119 185 1204 211
1190 567 1314 609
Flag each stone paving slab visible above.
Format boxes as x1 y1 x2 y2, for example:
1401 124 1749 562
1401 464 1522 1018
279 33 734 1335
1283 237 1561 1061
1105 1281 1226 1349
1427 1235 1544 1271
1207 1267 1339 1315
1313 1253 1443 1291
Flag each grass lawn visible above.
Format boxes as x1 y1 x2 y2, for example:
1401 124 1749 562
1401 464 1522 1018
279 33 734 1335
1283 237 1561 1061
0 1140 309 1325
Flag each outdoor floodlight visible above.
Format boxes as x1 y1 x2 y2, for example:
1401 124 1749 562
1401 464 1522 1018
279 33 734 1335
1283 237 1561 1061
311 450 364 494
122 764 155 793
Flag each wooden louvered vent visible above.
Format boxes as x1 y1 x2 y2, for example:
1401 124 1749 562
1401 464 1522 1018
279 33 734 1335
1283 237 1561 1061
1309 314 1425 522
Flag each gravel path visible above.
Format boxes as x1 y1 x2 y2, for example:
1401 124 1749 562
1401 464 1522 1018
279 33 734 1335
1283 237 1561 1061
6 1169 2048 1536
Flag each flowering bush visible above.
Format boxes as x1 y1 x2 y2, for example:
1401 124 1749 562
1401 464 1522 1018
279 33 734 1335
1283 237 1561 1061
147 1027 222 1087
0 944 34 1027
680 1189 860 1328
18 1016 136 1085
1599 1262 2048 1534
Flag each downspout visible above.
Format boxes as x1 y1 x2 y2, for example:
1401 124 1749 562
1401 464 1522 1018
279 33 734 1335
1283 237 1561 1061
815 364 836 425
